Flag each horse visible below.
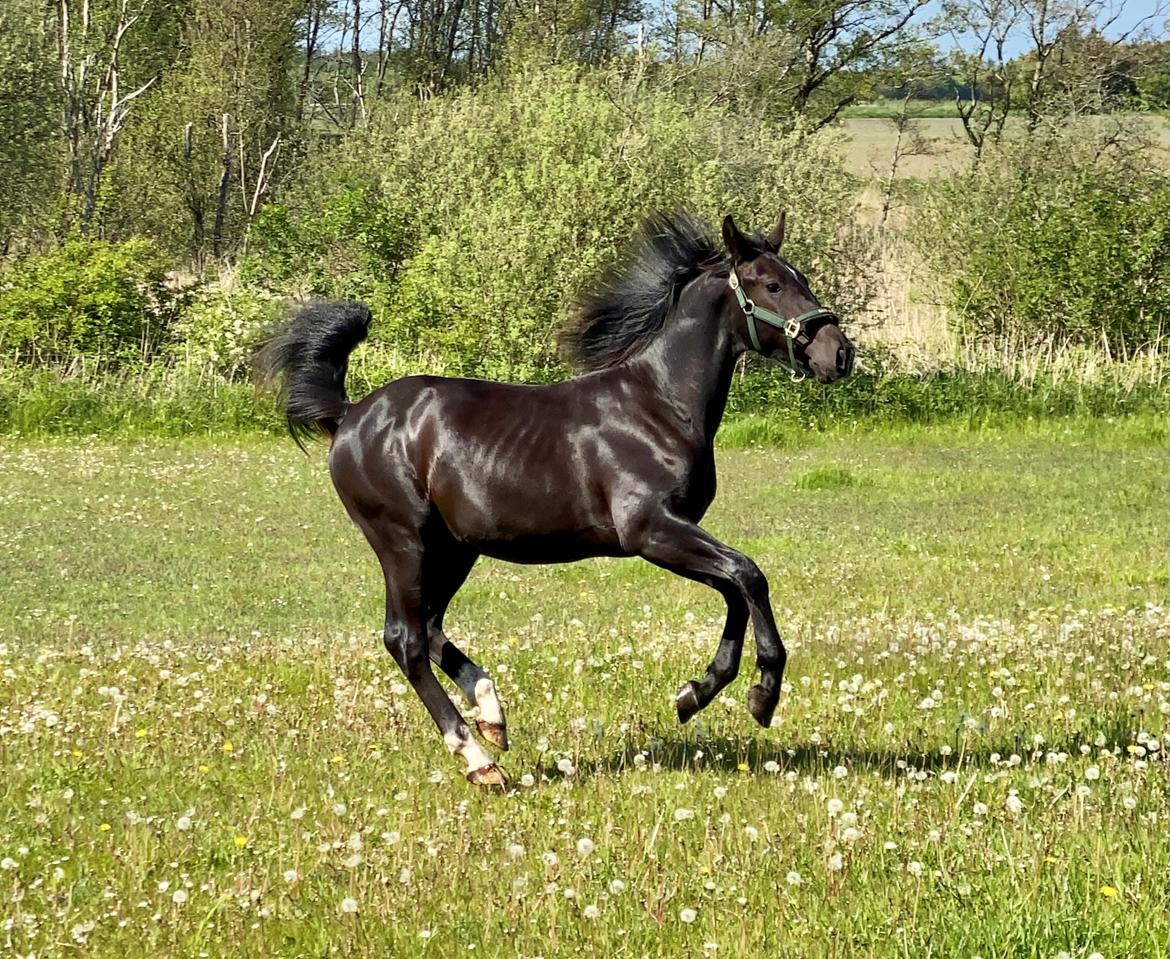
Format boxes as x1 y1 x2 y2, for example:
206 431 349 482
257 210 856 788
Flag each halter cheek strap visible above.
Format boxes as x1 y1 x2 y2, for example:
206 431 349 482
728 269 838 382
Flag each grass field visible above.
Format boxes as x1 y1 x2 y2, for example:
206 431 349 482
1 418 1166 957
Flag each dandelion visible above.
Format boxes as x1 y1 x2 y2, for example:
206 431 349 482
542 852 559 867
826 798 844 817
172 890 188 905
973 802 989 817
343 854 362 869
744 826 759 842
737 762 749 773
576 837 595 857
176 816 192 832
713 786 727 799
763 760 780 773
0 857 17 870
283 869 298 883
234 835 248 848
1099 885 1118 898
1085 765 1100 781
1005 794 1024 815
907 861 923 877
340 897 359 914
221 741 234 754
583 904 600 920
520 774 535 788
826 852 844 871
786 871 802 886
135 729 147 739
832 765 848 779
674 808 695 821
99 823 111 832
609 879 626 894
679 907 698 923
507 844 525 859
557 758 576 776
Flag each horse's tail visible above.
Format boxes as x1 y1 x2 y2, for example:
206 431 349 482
255 300 372 450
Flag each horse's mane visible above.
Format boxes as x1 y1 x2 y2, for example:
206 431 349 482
561 211 725 371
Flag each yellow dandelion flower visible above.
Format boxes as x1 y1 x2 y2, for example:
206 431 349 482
1099 885 1118 898
198 764 209 774
1043 856 1058 864
71 750 83 758
331 754 344 764
234 835 248 848
99 823 111 832
222 741 234 753
737 762 750 773
135 729 147 739
1127 744 1139 754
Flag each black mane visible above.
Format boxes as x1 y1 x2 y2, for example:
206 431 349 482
562 211 724 371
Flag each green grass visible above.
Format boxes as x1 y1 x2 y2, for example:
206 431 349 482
0 420 1166 957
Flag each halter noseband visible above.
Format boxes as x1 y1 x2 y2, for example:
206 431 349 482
728 269 838 382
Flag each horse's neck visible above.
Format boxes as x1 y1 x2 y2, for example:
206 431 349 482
628 274 738 446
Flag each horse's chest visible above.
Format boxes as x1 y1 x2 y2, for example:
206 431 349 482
673 452 717 522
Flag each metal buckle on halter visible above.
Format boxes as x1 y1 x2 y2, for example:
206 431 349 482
785 319 801 339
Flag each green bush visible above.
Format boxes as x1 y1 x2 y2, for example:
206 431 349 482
0 236 180 366
245 65 875 381
910 128 1170 351
166 276 286 378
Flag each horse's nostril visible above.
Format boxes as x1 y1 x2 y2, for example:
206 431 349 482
837 347 852 374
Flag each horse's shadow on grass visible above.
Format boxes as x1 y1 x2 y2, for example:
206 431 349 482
545 722 1128 784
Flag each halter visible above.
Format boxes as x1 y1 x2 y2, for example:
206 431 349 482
728 269 839 382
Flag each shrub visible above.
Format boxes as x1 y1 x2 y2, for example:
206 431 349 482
0 236 180 366
246 65 875 381
910 127 1170 352
167 275 286 378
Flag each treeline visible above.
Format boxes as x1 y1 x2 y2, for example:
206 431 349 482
0 0 1167 403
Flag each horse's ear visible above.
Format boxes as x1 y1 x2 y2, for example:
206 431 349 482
722 215 748 262
766 211 787 251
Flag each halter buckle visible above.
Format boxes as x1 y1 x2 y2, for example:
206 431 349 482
785 319 801 339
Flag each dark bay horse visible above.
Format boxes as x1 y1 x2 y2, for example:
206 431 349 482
258 211 855 787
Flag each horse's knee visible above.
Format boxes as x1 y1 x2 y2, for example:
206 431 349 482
733 554 768 600
383 622 425 678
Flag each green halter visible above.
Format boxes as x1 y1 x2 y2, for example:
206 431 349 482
728 269 838 382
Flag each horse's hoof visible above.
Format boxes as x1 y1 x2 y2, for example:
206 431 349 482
746 685 778 728
467 763 508 790
676 681 702 724
476 719 510 752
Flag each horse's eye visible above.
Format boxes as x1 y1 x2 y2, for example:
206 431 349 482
765 282 781 293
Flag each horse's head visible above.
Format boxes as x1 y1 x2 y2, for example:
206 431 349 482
721 213 855 384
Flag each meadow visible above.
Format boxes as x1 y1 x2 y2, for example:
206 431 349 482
0 416 1166 957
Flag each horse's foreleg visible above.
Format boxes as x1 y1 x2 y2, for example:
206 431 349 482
633 513 786 728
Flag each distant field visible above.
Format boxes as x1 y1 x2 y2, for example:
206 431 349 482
841 115 1170 178
1 420 1166 957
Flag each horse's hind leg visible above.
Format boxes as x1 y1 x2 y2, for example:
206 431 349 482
675 584 748 723
379 544 505 788
423 542 509 751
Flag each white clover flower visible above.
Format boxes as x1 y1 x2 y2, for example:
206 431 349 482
576 837 595 857
679 907 697 923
